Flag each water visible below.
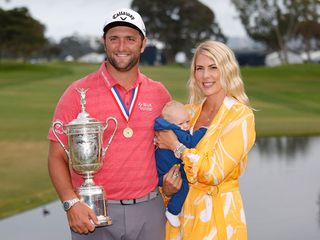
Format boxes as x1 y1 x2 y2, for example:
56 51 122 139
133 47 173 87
0 201 70 240
241 136 320 239
0 136 319 240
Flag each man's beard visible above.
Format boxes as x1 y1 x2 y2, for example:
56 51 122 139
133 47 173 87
107 54 140 72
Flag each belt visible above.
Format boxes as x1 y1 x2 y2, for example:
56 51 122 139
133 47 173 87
191 180 239 240
107 188 159 205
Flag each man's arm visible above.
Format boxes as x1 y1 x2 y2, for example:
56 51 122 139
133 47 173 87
161 164 182 197
48 141 98 233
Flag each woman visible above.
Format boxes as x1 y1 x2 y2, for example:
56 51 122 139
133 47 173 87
156 40 256 240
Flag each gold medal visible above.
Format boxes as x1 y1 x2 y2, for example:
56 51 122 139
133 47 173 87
123 127 133 138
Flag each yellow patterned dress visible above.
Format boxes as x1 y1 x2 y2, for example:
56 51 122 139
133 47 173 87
165 96 256 240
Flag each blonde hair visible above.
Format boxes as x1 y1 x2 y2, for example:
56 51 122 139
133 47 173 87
161 100 185 119
188 40 250 106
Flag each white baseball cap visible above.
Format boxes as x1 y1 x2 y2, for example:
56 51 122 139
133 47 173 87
103 8 146 37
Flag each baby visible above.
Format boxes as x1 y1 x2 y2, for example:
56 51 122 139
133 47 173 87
154 100 207 227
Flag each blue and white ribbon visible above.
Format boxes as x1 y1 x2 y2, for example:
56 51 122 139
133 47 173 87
110 85 140 122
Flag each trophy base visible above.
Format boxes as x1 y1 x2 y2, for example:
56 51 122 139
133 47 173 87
77 186 112 227
96 215 112 227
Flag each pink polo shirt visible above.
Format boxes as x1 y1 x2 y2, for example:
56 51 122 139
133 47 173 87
48 63 171 200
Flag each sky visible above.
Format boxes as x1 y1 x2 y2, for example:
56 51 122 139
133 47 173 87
0 0 247 41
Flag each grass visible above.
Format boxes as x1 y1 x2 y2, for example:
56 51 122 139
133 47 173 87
0 61 319 219
241 64 320 136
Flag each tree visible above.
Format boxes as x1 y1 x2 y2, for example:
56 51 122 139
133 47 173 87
41 39 62 61
231 0 320 64
58 34 97 59
131 0 226 62
293 0 320 61
0 7 47 60
296 20 320 61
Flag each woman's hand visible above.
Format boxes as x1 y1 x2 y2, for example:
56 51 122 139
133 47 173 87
155 130 179 151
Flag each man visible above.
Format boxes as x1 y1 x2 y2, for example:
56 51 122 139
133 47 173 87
48 8 181 240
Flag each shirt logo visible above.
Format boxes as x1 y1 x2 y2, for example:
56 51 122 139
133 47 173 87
138 102 153 111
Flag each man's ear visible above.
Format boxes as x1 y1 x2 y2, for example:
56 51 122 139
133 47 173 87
101 37 107 52
140 37 148 54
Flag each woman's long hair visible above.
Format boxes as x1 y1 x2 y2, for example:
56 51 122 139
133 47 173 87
188 40 250 106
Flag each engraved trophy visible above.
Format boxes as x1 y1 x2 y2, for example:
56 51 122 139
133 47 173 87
52 88 118 226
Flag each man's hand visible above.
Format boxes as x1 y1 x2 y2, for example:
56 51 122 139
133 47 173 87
67 202 99 234
162 164 182 197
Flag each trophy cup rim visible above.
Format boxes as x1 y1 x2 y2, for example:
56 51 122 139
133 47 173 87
67 118 103 127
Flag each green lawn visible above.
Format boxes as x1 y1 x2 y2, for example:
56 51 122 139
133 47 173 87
0 61 319 219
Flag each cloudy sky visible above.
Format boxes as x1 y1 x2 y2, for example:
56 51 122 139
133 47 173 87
0 0 247 41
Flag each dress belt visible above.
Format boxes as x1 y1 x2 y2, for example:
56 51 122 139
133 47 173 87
191 180 239 240
107 188 159 205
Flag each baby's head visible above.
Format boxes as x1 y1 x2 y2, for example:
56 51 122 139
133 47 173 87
161 101 190 131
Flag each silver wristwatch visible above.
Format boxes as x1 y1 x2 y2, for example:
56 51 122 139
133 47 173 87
174 142 186 159
62 198 80 211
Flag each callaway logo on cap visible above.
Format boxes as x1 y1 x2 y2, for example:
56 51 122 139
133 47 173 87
103 8 146 37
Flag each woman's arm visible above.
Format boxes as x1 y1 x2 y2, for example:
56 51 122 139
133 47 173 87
183 110 256 185
156 109 255 186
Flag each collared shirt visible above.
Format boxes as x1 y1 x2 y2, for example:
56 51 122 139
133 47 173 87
48 63 171 199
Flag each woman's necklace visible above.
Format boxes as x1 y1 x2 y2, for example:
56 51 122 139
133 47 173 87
194 106 217 130
196 95 224 129
204 110 216 122
200 108 218 125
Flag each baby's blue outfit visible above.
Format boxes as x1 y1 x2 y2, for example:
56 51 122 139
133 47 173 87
154 117 207 215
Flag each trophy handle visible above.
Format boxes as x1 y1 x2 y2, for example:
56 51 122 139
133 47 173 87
52 120 70 160
102 116 118 156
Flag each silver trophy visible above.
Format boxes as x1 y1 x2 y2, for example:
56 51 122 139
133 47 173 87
52 88 118 226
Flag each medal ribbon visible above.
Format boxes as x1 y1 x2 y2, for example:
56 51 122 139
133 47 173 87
110 85 140 122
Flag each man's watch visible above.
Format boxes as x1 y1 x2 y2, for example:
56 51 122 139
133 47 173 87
62 198 80 211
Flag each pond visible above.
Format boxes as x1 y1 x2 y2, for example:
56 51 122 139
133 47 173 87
0 136 319 239
242 136 320 239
